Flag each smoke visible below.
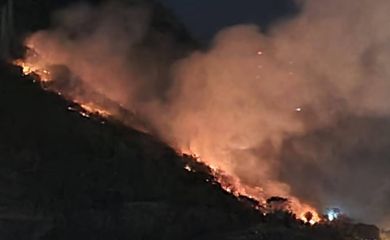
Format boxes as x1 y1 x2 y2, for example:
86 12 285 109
19 0 390 228
24 1 188 108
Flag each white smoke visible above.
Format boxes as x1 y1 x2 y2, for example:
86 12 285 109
18 0 390 228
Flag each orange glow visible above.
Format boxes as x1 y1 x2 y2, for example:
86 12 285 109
182 152 321 224
79 102 112 117
14 58 113 119
14 47 322 226
13 58 52 82
294 202 321 224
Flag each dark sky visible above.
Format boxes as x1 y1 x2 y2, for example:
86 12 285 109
159 0 299 40
1 0 298 40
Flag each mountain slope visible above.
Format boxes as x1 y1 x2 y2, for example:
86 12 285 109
0 62 267 239
0 0 383 239
0 62 381 240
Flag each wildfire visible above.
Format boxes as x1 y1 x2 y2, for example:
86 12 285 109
182 153 321 224
13 57 113 120
296 204 321 225
13 51 52 82
14 52 321 225
79 102 112 117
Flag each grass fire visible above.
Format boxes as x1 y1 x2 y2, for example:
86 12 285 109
1 0 389 239
14 49 322 225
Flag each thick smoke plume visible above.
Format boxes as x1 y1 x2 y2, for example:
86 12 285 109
18 0 390 228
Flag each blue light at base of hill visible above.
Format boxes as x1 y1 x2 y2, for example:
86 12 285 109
326 208 341 221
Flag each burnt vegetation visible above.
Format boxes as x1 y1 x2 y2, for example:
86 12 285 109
0 0 382 239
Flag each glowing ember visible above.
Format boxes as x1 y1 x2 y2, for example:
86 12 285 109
79 103 112 117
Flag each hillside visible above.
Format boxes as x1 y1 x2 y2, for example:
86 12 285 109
0 61 381 240
0 62 263 239
0 0 383 239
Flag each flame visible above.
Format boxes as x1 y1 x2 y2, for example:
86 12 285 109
14 53 321 225
183 153 321 224
79 102 112 117
295 203 321 224
14 57 113 119
13 51 52 82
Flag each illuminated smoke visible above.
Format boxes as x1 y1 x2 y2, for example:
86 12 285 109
15 0 390 228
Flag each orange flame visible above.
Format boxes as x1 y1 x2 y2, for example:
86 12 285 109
181 152 321 224
13 55 321 225
79 102 112 117
14 58 112 119
13 53 52 82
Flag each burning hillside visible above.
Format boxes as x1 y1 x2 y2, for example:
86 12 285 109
1 0 390 239
1 61 384 240
10 0 390 230
14 45 322 225
0 62 267 239
1 61 384 239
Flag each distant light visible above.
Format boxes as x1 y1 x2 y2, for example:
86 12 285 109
295 107 302 112
184 165 192 172
327 208 341 221
257 51 263 55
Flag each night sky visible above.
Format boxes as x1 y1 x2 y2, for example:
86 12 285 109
4 0 299 40
159 0 299 40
